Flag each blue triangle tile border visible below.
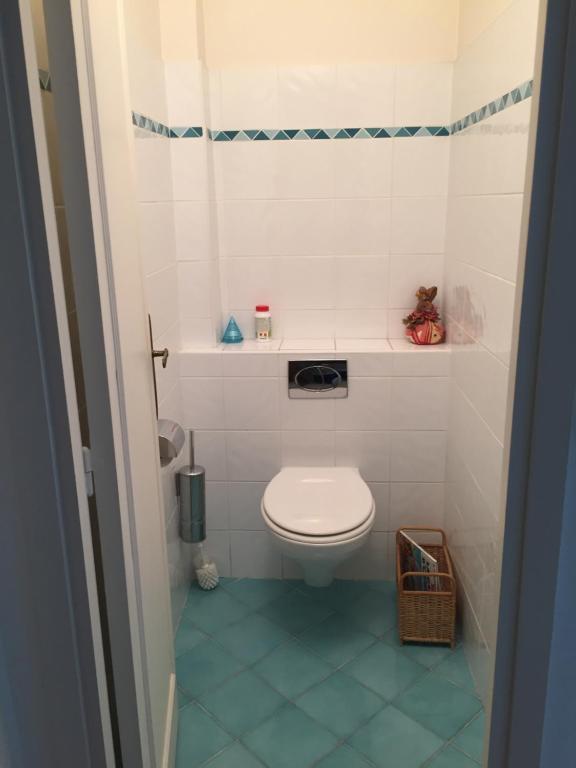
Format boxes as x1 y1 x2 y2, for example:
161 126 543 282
39 70 533 141
207 125 449 141
169 126 204 138
131 111 202 138
205 80 533 141
449 79 533 135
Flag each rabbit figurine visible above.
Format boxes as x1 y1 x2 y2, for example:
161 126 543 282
403 286 446 345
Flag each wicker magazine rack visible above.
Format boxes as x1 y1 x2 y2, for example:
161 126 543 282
396 527 456 647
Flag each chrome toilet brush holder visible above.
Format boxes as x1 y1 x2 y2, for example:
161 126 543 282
177 431 219 590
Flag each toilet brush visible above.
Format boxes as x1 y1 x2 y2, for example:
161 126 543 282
194 543 219 590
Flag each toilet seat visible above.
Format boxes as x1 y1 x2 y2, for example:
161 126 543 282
262 467 375 540
262 505 375 545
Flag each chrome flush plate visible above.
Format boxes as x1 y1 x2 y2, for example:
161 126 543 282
288 360 348 399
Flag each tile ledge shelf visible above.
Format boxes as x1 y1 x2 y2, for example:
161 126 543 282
179 339 453 355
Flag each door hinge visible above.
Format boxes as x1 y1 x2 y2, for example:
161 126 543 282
82 446 95 498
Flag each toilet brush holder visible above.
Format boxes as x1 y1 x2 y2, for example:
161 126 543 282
178 431 206 544
177 431 219 590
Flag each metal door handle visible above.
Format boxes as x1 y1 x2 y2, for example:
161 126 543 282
152 348 169 368
148 314 168 418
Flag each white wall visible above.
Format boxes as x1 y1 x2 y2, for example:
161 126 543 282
443 0 540 701
159 0 200 60
180 341 450 580
123 0 170 123
153 2 456 349
163 2 456 585
168 59 223 348
202 0 458 66
122 0 541 668
124 0 198 628
210 63 451 341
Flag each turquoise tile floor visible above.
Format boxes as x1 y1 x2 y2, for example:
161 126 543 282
175 579 484 768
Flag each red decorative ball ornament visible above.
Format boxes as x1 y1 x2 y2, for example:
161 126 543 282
403 286 446 346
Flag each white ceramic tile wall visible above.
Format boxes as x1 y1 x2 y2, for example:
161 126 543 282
125 7 169 127
210 63 452 342
167 60 223 349
443 0 539 701
180 343 449 581
133 56 224 627
128 0 539 642
134 119 191 627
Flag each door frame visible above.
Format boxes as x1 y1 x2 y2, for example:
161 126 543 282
37 0 153 764
0 1 114 765
488 0 576 765
38 0 177 765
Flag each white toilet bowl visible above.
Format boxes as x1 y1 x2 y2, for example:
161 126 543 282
261 467 375 587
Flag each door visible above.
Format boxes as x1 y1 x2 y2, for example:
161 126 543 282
488 0 576 765
0 1 114 765
35 0 176 766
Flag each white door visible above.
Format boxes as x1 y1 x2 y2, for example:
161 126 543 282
1 1 114 765
38 0 176 766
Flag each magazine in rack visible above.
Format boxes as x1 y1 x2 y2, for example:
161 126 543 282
399 529 440 591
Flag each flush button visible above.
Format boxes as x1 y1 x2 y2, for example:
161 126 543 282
288 360 348 399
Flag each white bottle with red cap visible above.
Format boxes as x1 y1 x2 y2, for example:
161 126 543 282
255 304 272 342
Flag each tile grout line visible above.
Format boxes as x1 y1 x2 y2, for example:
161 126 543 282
177 580 483 767
177 583 397 765
178 584 382 701
420 709 484 767
181 664 479 766
178 580 479 704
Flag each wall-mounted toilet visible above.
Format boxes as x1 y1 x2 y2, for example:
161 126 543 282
261 467 375 587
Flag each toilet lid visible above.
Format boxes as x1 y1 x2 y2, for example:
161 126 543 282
262 467 374 537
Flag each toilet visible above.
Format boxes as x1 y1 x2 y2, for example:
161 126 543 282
261 467 375 587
